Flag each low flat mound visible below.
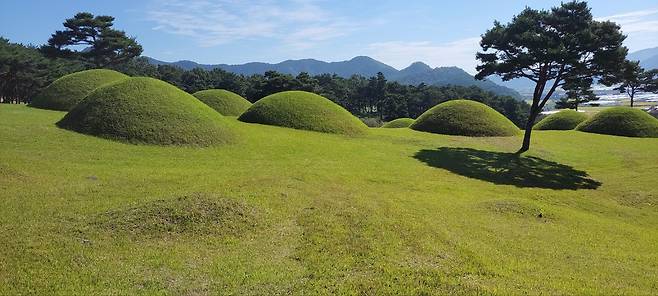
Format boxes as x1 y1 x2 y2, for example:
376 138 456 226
382 118 415 128
576 107 658 138
57 77 237 146
193 89 252 116
30 69 128 111
534 110 588 130
410 99 520 137
238 90 367 135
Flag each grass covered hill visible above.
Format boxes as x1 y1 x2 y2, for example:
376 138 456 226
238 90 368 135
576 107 658 138
57 77 237 146
534 109 588 130
2 104 658 294
410 99 520 137
381 117 415 128
192 89 252 116
30 69 128 111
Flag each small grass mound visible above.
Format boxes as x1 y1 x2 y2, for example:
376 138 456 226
57 77 237 146
192 89 252 116
382 118 414 128
238 90 367 135
534 110 588 130
30 69 128 111
410 99 520 136
93 194 259 237
576 107 658 138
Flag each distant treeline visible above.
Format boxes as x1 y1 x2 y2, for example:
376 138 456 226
115 58 530 126
1 38 529 127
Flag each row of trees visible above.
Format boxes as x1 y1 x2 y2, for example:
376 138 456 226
114 59 530 125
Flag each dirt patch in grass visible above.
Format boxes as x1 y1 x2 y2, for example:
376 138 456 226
481 199 548 220
92 194 260 237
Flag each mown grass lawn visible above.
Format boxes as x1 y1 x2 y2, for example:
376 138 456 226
1 104 657 295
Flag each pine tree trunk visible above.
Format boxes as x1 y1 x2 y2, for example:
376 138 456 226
517 111 538 154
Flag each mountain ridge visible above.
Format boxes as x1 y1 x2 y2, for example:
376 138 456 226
144 56 521 99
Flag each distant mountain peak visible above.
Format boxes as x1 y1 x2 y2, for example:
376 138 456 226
144 55 521 99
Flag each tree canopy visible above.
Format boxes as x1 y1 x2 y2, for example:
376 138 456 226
41 12 142 67
475 1 628 153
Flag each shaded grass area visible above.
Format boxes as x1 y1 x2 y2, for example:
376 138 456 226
414 147 601 190
1 105 658 294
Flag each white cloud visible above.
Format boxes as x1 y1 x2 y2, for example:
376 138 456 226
597 9 658 51
148 0 355 49
367 38 481 73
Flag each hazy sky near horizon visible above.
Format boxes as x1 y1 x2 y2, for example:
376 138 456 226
2 0 658 73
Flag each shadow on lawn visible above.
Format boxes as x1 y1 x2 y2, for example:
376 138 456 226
414 147 601 190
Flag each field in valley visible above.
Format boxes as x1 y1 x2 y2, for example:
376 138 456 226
1 104 657 295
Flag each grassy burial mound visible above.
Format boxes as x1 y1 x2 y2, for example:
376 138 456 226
534 109 588 130
576 107 658 138
57 77 237 146
192 89 252 116
382 118 415 128
30 69 128 111
238 90 368 135
410 99 520 136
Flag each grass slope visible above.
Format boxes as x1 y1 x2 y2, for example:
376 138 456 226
193 89 252 116
534 109 588 130
410 99 520 136
2 104 658 294
57 77 237 146
381 117 414 128
239 90 367 135
30 69 128 111
576 107 658 138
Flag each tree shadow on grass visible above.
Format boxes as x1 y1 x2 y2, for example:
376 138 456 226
413 147 601 190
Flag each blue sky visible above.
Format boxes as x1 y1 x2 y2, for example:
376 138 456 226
2 0 658 73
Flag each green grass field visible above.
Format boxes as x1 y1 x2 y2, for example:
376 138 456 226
1 104 658 295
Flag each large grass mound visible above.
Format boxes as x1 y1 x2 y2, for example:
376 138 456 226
576 107 658 138
193 89 252 116
238 90 367 135
410 99 520 136
30 69 128 111
57 77 237 146
534 109 588 130
382 118 415 128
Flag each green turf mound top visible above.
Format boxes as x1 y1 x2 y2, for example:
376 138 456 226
410 99 520 137
576 107 658 138
57 77 237 146
30 69 128 111
192 89 252 116
534 109 588 130
238 90 367 135
382 118 415 128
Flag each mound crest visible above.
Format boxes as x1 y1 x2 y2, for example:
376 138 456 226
93 194 259 237
57 77 237 146
534 110 588 130
193 89 252 116
30 69 128 111
410 99 520 136
382 118 415 128
576 107 658 138
238 90 367 135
